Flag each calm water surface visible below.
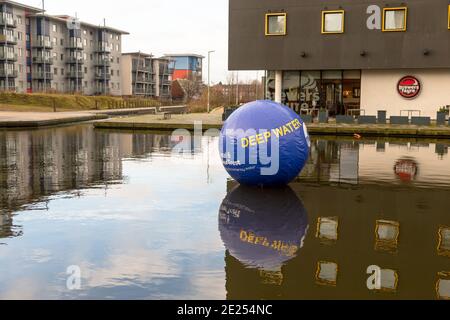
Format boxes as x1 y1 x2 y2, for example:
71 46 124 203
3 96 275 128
0 125 449 300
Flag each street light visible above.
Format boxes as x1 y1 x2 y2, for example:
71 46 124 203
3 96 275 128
207 50 215 113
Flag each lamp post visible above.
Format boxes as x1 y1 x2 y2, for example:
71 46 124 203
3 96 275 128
207 50 215 113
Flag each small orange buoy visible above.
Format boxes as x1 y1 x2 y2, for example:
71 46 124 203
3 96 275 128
354 134 362 139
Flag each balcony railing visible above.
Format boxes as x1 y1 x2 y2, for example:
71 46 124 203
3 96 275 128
95 45 111 53
66 71 84 79
95 73 111 80
0 16 17 28
0 52 18 61
32 37 53 49
66 57 85 64
32 72 54 80
0 86 17 92
94 59 111 66
0 34 18 44
67 39 83 50
134 86 154 93
95 87 111 95
33 56 54 65
134 76 153 83
0 70 18 78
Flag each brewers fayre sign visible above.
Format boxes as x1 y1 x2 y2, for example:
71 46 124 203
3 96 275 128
398 76 421 99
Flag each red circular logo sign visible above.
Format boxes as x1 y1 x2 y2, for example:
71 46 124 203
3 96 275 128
398 76 421 99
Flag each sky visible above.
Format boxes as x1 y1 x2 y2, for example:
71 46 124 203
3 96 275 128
19 0 261 84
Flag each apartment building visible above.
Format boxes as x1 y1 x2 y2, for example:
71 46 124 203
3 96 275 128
121 52 172 100
164 53 204 83
0 0 128 96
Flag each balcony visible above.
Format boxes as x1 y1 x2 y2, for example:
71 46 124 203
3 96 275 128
0 70 18 78
94 59 111 67
0 52 18 61
0 86 17 92
33 56 54 65
134 88 154 96
95 87 111 95
32 37 53 49
0 34 18 44
0 16 17 28
95 45 111 53
66 57 85 64
66 71 84 79
32 72 54 80
95 73 111 80
134 76 153 84
67 39 83 50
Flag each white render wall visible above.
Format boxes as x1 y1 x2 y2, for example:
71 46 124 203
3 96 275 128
361 69 450 119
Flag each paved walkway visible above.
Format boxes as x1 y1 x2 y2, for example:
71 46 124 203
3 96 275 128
0 106 185 128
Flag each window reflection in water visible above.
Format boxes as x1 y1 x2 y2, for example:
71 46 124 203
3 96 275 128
379 269 399 292
315 261 338 287
436 272 450 300
375 220 400 253
316 217 339 243
437 227 450 257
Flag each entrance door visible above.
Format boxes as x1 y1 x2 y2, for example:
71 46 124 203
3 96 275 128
322 78 343 117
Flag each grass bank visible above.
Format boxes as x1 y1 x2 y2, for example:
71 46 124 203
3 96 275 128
0 92 161 112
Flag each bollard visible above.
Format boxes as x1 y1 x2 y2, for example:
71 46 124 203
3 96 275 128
53 99 56 112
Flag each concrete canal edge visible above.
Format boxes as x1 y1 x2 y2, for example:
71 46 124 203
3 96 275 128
0 114 109 128
94 121 450 138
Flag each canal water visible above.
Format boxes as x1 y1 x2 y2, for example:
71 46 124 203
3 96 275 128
0 125 449 300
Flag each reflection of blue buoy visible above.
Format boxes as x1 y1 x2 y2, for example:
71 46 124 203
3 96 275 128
220 100 310 187
219 185 309 271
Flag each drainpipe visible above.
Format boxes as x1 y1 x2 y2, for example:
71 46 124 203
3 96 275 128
275 70 282 103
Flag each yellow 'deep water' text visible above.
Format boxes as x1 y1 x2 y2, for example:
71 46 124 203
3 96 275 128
241 119 303 149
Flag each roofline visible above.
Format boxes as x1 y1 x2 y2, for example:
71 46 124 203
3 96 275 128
163 54 205 59
29 13 130 35
0 0 43 13
122 52 153 58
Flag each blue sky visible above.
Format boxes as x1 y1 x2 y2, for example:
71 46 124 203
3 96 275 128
20 0 260 84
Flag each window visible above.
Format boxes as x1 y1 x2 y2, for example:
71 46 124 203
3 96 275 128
60 38 64 46
448 5 450 30
52 24 57 32
383 7 407 32
322 10 345 34
54 68 58 75
265 13 287 36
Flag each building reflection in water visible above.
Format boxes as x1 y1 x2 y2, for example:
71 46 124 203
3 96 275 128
219 185 309 299
0 125 189 242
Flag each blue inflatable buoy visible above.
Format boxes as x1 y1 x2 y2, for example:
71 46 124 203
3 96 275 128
220 100 310 187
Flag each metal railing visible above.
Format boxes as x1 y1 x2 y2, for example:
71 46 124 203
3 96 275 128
95 73 111 80
0 70 18 78
33 56 54 64
32 72 54 80
32 37 53 49
66 71 85 79
0 52 18 61
0 34 18 44
66 57 84 64
0 16 17 28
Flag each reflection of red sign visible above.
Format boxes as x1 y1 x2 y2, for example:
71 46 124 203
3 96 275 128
398 76 421 99
394 159 418 182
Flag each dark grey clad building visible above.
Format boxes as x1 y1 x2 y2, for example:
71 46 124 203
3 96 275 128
229 0 450 118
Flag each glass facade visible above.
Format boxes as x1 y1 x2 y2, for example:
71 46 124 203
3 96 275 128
266 70 361 117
